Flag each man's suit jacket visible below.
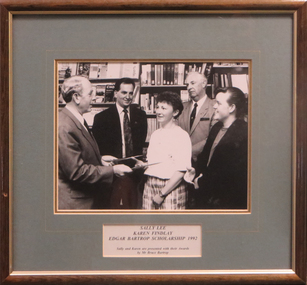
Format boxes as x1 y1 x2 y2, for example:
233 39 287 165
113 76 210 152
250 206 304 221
92 104 148 158
196 119 248 209
178 97 215 162
92 104 147 209
58 108 114 210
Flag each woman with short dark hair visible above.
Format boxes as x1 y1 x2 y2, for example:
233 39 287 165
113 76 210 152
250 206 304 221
142 91 192 210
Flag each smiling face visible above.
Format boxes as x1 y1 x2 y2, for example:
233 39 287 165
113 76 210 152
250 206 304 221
114 83 134 108
185 72 207 102
155 101 179 127
213 91 234 123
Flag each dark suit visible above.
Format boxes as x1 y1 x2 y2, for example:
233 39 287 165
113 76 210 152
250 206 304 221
92 104 147 209
58 108 114 210
178 97 216 162
92 104 147 159
195 119 248 209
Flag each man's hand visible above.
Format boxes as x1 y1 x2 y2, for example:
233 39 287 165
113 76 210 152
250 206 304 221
184 167 202 189
101 155 118 166
131 158 148 170
113 164 132 177
184 167 196 184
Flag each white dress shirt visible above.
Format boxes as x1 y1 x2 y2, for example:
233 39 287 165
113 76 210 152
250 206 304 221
65 105 88 132
190 95 207 116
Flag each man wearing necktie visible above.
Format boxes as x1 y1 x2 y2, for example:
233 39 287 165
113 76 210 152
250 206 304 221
123 107 133 158
58 76 132 210
92 78 148 209
177 71 216 209
178 71 216 164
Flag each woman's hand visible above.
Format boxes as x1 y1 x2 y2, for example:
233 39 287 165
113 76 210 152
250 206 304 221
152 194 165 208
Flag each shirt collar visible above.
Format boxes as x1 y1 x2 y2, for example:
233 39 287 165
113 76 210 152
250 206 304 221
192 94 207 108
65 105 84 126
116 102 130 114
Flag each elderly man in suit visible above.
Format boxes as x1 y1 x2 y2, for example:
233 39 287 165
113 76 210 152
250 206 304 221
187 87 248 209
178 71 216 163
177 71 216 208
92 77 148 209
58 76 132 210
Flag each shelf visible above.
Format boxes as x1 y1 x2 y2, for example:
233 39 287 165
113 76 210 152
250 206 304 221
58 103 116 108
212 67 248 74
141 85 186 88
59 78 138 84
145 113 157 118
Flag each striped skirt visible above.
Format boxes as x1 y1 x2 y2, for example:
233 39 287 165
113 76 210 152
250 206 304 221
142 176 187 210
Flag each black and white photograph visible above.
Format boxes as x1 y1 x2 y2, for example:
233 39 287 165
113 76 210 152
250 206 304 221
56 60 250 212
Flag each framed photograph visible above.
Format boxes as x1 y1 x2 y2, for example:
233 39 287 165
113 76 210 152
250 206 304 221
1 1 307 284
56 59 250 213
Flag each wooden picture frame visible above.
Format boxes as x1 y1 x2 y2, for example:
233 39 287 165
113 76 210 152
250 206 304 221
1 0 307 284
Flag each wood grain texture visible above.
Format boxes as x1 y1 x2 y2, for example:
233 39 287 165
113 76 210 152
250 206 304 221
296 2 307 282
1 0 307 284
1 273 306 284
0 3 9 285
0 0 305 11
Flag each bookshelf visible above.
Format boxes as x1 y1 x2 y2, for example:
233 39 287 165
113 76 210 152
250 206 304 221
138 62 248 115
57 61 249 141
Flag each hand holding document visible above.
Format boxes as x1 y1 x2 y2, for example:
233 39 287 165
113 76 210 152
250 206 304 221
102 155 143 165
132 161 161 170
101 155 118 166
101 155 160 171
113 164 133 177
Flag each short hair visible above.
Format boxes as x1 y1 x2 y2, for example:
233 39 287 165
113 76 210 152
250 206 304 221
215 87 248 118
156 91 183 119
114 77 135 91
186 71 207 84
61 76 87 103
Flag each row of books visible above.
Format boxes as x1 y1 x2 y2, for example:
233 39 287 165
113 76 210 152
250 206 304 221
92 83 116 103
140 63 210 86
58 62 140 80
213 73 249 94
59 82 140 105
140 93 157 114
92 83 140 104
59 83 117 104
140 90 190 114
58 62 247 82
145 117 158 143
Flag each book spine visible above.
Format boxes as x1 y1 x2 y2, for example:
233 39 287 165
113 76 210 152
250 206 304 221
163 64 167 85
170 64 174 85
166 64 171 85
174 63 179 85
151 64 155 85
156 64 161 85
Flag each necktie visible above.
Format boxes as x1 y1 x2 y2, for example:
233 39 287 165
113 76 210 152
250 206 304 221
123 108 133 157
83 119 92 136
190 102 198 129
